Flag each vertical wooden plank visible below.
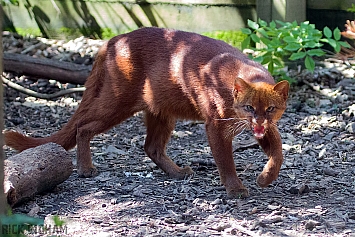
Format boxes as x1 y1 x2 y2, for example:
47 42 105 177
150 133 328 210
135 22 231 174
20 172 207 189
0 3 6 216
271 0 286 21
285 0 306 22
256 0 272 22
257 0 306 23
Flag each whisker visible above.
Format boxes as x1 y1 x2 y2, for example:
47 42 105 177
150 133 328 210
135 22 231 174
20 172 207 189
227 121 247 131
231 124 248 138
214 118 239 121
231 122 248 131
224 120 250 139
233 127 247 138
269 121 278 128
214 115 250 122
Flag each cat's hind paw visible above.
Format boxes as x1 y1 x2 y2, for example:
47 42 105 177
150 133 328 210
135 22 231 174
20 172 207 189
226 187 249 199
77 166 98 178
168 166 194 179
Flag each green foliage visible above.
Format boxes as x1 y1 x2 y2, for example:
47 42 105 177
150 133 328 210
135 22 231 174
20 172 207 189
57 27 83 39
203 30 247 49
101 28 118 40
14 28 42 37
1 0 19 6
347 3 355 13
11 27 123 40
241 19 350 82
52 215 65 227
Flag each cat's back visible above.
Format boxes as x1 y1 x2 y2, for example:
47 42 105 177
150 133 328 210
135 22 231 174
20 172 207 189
107 27 245 64
102 27 274 93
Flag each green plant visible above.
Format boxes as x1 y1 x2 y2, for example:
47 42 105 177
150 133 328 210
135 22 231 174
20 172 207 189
347 3 355 13
203 30 247 49
14 28 42 37
101 28 117 40
52 215 65 227
1 0 19 6
241 19 350 81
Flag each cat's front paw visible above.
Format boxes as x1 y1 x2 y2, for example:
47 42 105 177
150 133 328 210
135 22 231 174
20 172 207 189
168 166 194 179
256 171 277 188
78 166 98 178
226 187 249 199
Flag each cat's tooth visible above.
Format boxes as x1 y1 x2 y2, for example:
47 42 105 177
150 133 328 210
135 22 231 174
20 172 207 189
254 133 264 139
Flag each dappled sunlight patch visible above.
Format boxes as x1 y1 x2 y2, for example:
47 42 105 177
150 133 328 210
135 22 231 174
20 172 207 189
17 96 80 108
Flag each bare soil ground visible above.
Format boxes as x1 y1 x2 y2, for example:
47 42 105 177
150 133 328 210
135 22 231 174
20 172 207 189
2 34 355 237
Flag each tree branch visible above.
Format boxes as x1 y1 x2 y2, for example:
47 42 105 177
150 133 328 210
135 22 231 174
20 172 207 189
2 77 85 99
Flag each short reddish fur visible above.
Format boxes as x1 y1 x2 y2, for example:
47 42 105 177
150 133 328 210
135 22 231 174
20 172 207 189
4 27 289 198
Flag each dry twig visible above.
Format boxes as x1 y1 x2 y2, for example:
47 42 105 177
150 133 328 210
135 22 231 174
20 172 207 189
2 76 85 99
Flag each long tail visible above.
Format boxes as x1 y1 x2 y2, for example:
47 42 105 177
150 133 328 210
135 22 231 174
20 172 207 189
4 131 43 151
4 42 109 152
3 130 74 151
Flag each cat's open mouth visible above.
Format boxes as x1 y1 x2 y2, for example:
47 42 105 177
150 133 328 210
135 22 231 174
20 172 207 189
252 125 265 139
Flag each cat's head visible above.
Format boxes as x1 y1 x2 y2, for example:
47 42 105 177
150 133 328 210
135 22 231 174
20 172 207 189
233 78 289 139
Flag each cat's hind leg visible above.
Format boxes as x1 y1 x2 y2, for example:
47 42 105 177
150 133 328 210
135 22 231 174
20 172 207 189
144 112 193 179
76 119 105 177
75 106 136 177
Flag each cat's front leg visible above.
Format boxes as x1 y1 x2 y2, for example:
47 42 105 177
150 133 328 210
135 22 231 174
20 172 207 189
256 126 284 187
205 122 249 198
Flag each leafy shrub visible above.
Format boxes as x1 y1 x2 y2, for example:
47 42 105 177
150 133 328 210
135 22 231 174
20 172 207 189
203 30 247 49
347 3 355 13
241 19 350 81
1 0 19 6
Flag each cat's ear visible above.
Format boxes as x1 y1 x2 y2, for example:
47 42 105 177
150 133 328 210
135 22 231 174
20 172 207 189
273 80 289 101
234 78 250 96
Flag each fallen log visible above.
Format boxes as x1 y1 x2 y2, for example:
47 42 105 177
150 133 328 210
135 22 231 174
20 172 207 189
4 143 73 206
3 52 91 85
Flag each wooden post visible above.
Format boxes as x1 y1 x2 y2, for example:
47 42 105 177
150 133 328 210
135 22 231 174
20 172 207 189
257 0 306 23
256 0 272 22
0 5 6 216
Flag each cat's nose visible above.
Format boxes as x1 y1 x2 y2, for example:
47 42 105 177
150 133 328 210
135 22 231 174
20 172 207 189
252 117 266 126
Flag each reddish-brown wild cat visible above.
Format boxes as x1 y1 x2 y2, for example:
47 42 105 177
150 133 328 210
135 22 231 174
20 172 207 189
5 27 289 198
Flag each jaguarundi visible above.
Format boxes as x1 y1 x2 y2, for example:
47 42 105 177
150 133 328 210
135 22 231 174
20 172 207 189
5 27 289 198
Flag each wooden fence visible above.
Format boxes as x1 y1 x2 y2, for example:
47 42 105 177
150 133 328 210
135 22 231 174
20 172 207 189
1 0 355 38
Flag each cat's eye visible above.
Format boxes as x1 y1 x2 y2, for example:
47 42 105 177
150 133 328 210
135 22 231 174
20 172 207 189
244 105 254 112
266 106 275 112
